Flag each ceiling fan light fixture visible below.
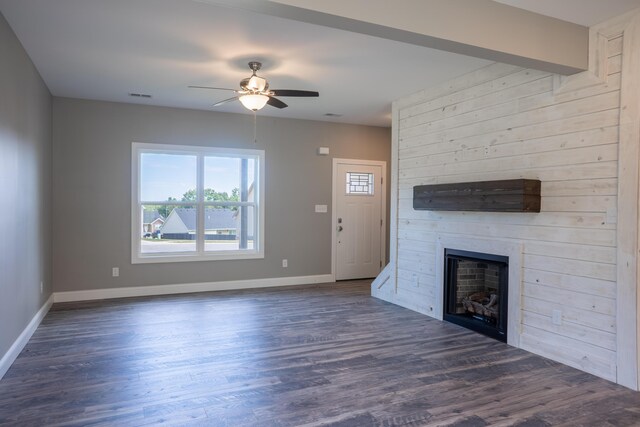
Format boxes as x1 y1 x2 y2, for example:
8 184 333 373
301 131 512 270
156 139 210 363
239 94 269 111
190 61 318 112
247 75 267 92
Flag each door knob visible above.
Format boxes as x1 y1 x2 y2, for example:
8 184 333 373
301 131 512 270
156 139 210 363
337 225 343 232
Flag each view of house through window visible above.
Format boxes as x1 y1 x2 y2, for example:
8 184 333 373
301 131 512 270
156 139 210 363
133 143 263 262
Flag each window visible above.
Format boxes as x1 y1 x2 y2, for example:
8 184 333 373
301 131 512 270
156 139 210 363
132 143 264 263
346 172 374 195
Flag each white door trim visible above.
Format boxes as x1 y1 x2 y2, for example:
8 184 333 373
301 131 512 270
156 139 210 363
331 158 387 281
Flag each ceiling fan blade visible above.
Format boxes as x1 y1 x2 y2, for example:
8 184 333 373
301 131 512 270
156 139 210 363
213 96 239 107
271 89 319 97
189 85 238 92
267 97 288 109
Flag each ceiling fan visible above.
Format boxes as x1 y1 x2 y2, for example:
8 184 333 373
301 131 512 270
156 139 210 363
189 61 319 111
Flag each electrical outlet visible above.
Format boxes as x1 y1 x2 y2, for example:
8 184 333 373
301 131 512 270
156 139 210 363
112 267 120 277
282 259 288 268
40 281 43 294
552 309 562 325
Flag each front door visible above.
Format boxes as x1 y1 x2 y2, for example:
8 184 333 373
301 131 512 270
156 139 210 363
335 161 384 280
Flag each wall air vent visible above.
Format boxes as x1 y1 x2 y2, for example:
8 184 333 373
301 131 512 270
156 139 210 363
128 93 152 98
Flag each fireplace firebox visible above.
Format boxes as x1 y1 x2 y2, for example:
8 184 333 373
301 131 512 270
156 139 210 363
443 249 508 342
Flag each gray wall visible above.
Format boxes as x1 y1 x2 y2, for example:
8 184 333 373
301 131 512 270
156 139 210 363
53 98 390 292
0 13 52 358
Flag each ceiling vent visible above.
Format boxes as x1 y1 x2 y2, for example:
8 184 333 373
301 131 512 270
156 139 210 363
324 113 342 117
128 92 152 98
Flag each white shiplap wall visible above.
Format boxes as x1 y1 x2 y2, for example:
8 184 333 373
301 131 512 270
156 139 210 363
374 13 640 383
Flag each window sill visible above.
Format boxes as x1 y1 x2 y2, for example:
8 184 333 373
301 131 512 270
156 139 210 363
131 251 264 264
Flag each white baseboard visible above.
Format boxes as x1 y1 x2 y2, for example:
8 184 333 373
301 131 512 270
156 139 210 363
53 274 335 303
0 294 53 380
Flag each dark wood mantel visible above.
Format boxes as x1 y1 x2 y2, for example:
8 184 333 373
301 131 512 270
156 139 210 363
413 179 541 212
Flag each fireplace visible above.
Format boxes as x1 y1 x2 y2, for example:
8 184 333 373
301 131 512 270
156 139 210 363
443 249 508 342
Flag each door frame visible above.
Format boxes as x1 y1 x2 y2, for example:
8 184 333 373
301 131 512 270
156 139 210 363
331 158 387 281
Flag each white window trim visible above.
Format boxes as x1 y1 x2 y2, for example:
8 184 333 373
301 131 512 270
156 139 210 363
131 142 265 264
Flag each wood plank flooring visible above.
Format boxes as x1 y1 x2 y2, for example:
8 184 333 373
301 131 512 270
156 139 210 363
1 280 639 426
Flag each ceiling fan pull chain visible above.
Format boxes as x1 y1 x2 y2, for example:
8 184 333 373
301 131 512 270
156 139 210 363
253 111 257 144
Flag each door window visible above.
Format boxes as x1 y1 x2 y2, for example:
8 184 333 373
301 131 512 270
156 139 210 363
345 172 374 195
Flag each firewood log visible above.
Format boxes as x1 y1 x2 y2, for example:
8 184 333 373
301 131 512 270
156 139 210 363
485 293 498 308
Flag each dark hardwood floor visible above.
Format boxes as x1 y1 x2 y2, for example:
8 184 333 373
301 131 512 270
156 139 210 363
1 281 639 426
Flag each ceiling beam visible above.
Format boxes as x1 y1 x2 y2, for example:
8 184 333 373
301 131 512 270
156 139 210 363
199 0 589 75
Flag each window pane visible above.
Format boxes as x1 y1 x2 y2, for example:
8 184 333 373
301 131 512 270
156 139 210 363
346 172 374 195
205 206 255 252
204 156 255 204
140 205 196 253
141 153 197 202
134 144 263 263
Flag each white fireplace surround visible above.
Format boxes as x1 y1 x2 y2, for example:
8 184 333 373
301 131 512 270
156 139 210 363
435 235 523 347
374 10 640 388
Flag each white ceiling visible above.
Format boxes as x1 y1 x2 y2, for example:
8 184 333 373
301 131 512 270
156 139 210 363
1 0 638 127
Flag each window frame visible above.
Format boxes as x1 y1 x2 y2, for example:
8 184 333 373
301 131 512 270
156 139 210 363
131 142 265 264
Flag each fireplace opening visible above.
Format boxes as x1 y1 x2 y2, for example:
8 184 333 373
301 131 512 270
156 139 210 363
443 249 508 342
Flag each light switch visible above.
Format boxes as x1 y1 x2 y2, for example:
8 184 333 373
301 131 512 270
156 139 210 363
315 204 328 213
